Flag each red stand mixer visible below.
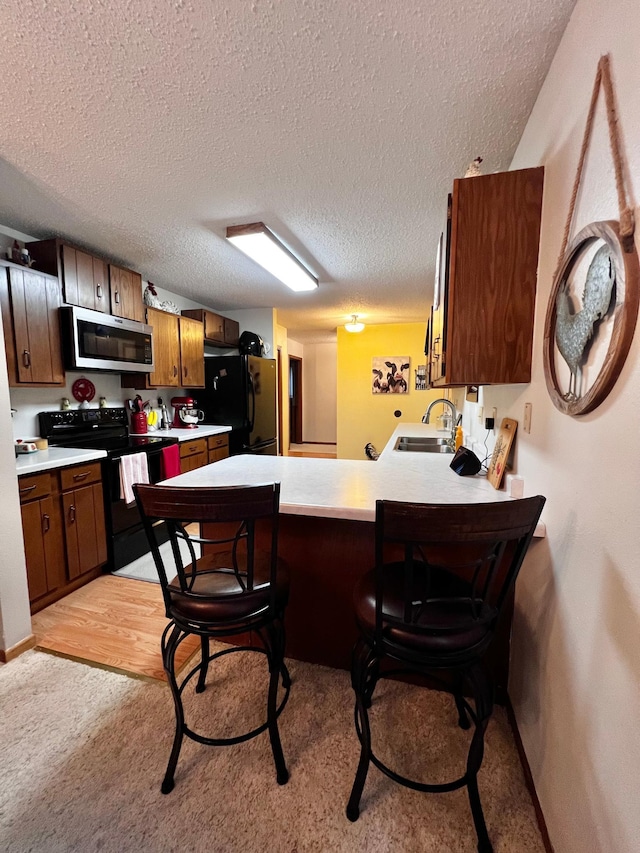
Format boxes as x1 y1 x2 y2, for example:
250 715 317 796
171 397 204 429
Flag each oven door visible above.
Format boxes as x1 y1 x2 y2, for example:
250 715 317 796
107 445 175 570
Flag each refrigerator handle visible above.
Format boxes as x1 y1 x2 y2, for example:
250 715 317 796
248 370 256 431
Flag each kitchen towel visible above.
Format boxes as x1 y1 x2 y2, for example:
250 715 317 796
160 443 181 480
119 452 150 505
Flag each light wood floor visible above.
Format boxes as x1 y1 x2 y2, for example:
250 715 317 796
31 575 199 681
289 443 337 459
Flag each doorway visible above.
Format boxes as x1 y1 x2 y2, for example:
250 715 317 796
289 355 303 445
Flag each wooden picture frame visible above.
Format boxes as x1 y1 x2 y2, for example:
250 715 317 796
543 220 639 416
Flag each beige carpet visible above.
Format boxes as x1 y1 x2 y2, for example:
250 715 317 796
0 650 544 853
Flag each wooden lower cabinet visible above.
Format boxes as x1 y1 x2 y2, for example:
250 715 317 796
20 489 65 603
62 482 107 580
180 438 208 473
207 434 229 464
19 463 108 613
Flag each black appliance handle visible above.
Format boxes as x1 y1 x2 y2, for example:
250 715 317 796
248 370 256 432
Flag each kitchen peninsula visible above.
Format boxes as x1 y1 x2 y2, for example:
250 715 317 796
166 424 546 693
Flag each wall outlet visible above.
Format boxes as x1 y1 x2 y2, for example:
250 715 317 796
524 402 532 434
492 407 497 421
478 406 484 421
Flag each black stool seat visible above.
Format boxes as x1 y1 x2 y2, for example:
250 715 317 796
354 563 493 658
168 550 290 627
135 482 291 794
346 496 545 853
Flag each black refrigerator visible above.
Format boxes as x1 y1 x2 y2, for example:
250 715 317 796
194 355 278 455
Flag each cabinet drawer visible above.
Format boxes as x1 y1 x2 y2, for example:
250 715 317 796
207 434 229 451
59 462 102 491
18 473 53 504
179 438 207 458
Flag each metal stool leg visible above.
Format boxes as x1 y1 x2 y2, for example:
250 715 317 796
454 675 471 730
346 640 377 821
196 635 210 693
161 622 185 795
465 665 494 853
265 622 289 785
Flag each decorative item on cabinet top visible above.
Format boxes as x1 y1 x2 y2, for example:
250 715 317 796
143 282 180 315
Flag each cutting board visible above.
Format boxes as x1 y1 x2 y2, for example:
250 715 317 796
487 418 518 489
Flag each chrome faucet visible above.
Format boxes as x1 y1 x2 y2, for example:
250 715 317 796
422 398 457 445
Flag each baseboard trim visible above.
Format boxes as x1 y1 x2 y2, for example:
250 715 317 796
506 698 555 853
0 633 37 663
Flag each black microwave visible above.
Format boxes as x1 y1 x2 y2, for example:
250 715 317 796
61 305 154 373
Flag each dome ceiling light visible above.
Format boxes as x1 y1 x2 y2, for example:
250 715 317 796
345 314 365 333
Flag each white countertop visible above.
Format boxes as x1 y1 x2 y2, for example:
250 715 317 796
15 424 232 475
15 446 107 476
163 423 546 535
130 425 232 442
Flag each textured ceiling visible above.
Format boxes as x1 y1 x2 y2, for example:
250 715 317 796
0 0 575 339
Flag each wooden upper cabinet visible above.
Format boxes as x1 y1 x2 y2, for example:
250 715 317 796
109 264 144 323
430 167 544 387
146 306 181 387
124 308 205 390
62 244 109 313
0 263 65 386
28 238 142 321
179 315 205 387
182 308 239 347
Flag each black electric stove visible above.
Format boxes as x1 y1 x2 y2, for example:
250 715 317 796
39 407 177 455
39 407 179 570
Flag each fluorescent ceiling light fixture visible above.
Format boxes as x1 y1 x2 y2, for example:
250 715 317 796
226 222 318 293
345 314 365 333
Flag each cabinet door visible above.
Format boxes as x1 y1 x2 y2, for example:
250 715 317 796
223 317 240 346
75 249 98 310
180 438 207 472
146 307 180 387
92 257 109 313
179 316 205 387
430 199 451 385
60 244 80 306
180 452 207 473
66 249 109 313
21 496 65 603
109 265 144 323
63 482 107 579
436 168 543 386
204 311 225 344
207 434 229 463
9 267 64 385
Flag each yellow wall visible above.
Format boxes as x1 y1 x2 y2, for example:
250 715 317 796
337 323 447 459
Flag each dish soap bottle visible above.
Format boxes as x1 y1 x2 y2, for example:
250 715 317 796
454 425 464 451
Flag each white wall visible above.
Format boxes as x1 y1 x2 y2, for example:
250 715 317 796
460 3 640 850
301 341 337 444
0 304 32 654
224 307 276 355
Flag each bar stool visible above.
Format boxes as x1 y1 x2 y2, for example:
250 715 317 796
346 496 545 853
134 482 290 793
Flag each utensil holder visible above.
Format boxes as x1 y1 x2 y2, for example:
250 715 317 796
131 412 147 435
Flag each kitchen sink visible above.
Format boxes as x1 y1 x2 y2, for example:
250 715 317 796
394 436 454 454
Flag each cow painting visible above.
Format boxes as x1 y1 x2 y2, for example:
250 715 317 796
371 356 410 394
